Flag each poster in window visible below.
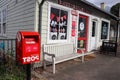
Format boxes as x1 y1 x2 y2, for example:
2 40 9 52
101 21 108 39
77 40 85 48
71 20 76 37
78 17 86 37
49 7 68 40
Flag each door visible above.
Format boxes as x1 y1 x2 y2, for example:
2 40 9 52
77 14 88 53
91 20 97 50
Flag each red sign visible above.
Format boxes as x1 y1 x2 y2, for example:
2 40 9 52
16 31 40 64
59 0 91 14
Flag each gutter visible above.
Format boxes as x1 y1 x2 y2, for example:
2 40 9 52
38 0 46 34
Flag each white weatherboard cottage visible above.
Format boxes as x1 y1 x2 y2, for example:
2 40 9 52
0 0 118 72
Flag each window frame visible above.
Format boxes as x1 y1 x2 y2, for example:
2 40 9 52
47 3 71 44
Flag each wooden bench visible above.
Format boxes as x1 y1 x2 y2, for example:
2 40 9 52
43 43 85 74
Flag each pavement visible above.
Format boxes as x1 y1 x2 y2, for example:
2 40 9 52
33 50 120 80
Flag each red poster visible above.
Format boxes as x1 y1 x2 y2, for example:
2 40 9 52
72 21 76 28
72 29 75 36
71 12 77 37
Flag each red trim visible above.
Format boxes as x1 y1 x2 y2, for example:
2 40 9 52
77 14 88 53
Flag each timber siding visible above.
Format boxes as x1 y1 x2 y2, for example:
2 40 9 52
41 1 49 45
0 0 35 38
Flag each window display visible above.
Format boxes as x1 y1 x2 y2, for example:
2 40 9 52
49 7 68 40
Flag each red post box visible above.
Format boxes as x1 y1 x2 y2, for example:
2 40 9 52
16 31 40 64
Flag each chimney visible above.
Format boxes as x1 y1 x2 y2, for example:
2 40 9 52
100 2 105 10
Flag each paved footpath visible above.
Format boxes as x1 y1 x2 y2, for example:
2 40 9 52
34 51 120 80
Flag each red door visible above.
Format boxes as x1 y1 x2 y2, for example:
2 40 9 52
77 14 88 53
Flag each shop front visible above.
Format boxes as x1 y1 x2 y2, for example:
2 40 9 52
47 2 91 54
44 0 111 57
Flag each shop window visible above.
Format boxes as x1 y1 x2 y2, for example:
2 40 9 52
49 7 68 41
101 21 108 39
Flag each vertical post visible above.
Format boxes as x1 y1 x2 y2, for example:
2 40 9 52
53 57 55 74
115 6 120 56
81 49 85 62
116 6 120 43
26 64 31 80
118 6 120 42
116 21 119 43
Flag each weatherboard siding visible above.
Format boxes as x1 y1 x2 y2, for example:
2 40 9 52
0 0 35 38
40 1 49 45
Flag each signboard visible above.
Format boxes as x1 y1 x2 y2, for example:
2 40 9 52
71 12 77 37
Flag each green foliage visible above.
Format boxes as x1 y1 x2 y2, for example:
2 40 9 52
110 3 120 17
0 56 26 80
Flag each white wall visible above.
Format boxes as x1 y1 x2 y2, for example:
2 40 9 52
88 15 110 51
